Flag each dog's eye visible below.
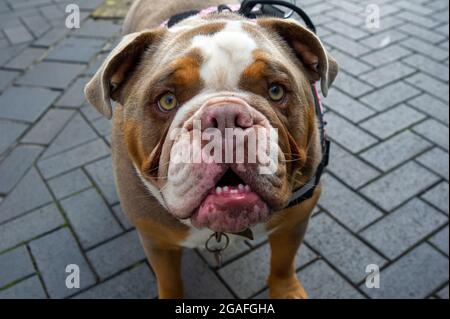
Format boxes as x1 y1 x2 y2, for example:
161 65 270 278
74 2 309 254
158 93 179 112
268 84 285 102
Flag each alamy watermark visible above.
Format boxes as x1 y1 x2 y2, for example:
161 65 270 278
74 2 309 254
65 264 80 289
65 4 80 29
169 120 279 175
365 264 381 289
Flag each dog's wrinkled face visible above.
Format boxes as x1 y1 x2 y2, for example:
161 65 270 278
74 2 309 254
85 14 338 233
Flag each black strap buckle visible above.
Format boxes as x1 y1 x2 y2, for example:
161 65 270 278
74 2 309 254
239 0 317 33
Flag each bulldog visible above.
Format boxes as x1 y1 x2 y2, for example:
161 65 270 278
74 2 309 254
85 0 338 299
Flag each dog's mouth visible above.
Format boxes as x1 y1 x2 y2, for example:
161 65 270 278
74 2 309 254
190 169 271 233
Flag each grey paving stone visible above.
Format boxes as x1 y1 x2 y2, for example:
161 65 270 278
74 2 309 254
87 230 146 279
328 143 380 188
84 156 118 205
366 15 404 33
0 119 28 155
0 43 26 67
361 30 408 49
305 213 387 284
183 250 234 299
38 138 110 179
400 37 449 62
111 204 134 230
16 61 84 89
4 25 33 44
0 145 43 193
361 162 440 211
81 103 103 122
60 188 121 249
91 117 112 138
84 52 109 76
0 276 46 299
404 54 449 82
324 86 374 121
0 168 52 223
0 70 19 92
48 169 91 199
395 10 440 28
0 86 60 123
361 131 432 172
422 182 449 215
399 23 446 44
0 246 35 288
360 104 426 140
408 94 449 125
320 175 383 232
325 9 364 26
324 34 371 57
218 243 316 299
33 27 68 47
74 263 157 299
0 203 64 252
39 4 65 21
430 226 449 256
359 62 416 88
42 113 98 159
73 20 121 38
330 49 373 76
326 112 378 153
416 148 449 180
395 1 434 15
298 260 364 299
361 199 447 259
29 227 96 298
360 244 449 299
437 285 449 299
323 20 368 40
22 13 51 38
4 47 46 70
362 81 421 112
361 45 411 66
9 0 52 10
413 119 449 151
46 37 106 63
406 73 449 103
21 109 74 145
54 77 89 108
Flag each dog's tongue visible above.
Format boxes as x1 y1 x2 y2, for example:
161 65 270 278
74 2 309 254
191 186 270 233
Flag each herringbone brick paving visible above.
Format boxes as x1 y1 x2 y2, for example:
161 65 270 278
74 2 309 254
0 0 448 299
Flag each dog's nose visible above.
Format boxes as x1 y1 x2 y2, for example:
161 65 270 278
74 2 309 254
201 104 254 133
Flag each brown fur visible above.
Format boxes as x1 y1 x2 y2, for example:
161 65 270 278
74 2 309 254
86 0 338 299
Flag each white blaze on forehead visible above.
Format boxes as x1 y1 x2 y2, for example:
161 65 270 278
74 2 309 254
191 21 257 89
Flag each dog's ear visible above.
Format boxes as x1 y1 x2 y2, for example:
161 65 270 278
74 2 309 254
258 18 338 96
84 30 164 119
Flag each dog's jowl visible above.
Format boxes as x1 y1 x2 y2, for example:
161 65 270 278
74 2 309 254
85 0 338 299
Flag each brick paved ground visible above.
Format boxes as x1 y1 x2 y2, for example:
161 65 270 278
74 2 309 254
0 0 448 299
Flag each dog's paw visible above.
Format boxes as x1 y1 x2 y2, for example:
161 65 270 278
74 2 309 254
268 276 309 299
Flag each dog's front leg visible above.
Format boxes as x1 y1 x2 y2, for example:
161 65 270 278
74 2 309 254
267 188 320 299
138 232 184 299
267 219 309 299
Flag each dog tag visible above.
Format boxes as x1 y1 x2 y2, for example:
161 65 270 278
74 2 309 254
205 232 230 268
214 251 223 268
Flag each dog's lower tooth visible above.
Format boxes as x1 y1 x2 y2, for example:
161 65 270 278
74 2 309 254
238 184 244 191
245 185 251 192
216 187 222 194
223 186 229 193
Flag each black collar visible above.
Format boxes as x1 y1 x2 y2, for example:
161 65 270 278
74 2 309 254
286 84 330 208
167 1 330 209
